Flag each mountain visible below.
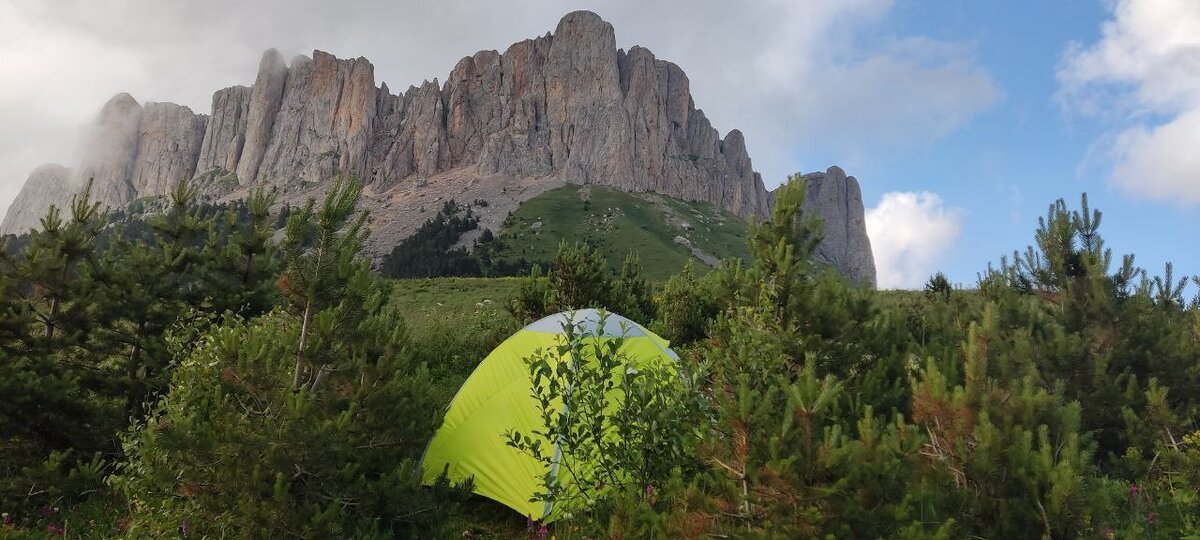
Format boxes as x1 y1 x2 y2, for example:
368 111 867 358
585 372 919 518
794 166 877 287
483 184 751 281
1 10 874 285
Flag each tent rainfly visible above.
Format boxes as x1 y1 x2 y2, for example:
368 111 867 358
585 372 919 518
419 308 679 523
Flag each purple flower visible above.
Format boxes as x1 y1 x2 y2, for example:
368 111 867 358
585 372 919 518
46 523 64 536
1 512 10 526
180 518 190 537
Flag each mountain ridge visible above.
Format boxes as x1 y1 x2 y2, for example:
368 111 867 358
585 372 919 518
1 10 875 285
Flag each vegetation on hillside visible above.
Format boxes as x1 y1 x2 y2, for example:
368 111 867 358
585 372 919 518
378 185 750 281
0 173 1197 538
491 185 749 281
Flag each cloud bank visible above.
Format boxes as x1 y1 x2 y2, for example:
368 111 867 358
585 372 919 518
0 0 996 220
1058 0 1200 203
865 192 964 288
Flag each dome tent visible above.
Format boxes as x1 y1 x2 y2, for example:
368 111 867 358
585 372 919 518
419 308 679 523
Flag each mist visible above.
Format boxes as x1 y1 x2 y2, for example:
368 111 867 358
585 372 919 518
0 0 995 219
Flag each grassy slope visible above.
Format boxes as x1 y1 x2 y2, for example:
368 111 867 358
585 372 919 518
390 276 523 322
487 184 750 281
388 276 528 538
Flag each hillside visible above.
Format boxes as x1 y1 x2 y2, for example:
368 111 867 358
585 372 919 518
378 184 750 281
1 10 771 241
0 9 879 286
488 185 750 280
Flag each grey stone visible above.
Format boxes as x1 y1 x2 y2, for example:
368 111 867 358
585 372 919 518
791 166 877 287
1 164 73 235
236 49 289 184
75 92 143 208
129 102 206 197
3 11 872 285
196 85 250 174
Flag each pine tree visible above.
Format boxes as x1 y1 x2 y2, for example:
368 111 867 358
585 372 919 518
278 175 369 392
116 175 465 538
549 240 613 311
654 259 716 345
613 250 656 322
203 187 280 315
12 182 104 347
88 180 214 413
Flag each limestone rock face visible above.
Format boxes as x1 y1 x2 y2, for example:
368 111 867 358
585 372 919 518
797 166 877 287
3 10 781 249
255 51 377 187
197 85 250 173
130 102 207 198
1 164 72 235
236 49 289 184
76 93 143 208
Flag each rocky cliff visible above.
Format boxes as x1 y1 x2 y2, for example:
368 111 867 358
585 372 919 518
2 11 873 286
2 11 771 238
780 166 877 287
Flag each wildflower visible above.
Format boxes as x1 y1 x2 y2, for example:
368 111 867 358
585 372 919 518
46 523 65 536
1 512 10 526
537 524 549 540
1147 511 1158 524
180 518 190 537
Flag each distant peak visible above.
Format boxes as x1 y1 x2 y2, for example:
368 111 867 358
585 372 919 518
558 9 607 26
105 92 139 108
259 48 285 67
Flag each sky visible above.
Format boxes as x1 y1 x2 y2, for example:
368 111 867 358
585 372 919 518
1 0 1197 289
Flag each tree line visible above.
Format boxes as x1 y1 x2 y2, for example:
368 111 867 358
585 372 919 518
0 173 1196 538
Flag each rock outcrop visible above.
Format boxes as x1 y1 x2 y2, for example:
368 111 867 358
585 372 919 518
129 102 207 198
75 93 144 208
1 11 875 279
197 85 250 173
236 49 289 185
1 164 72 234
790 166 877 287
3 11 770 229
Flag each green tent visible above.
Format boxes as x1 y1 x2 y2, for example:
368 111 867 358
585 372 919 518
420 308 679 522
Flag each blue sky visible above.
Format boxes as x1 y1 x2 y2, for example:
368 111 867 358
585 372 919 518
860 0 1118 284
883 0 1099 285
803 0 1200 288
1 0 1196 289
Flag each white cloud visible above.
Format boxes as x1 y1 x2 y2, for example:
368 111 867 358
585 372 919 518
865 191 964 288
0 0 998 218
1057 0 1200 202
